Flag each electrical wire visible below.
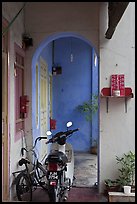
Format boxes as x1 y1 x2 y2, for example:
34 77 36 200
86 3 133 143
2 2 27 36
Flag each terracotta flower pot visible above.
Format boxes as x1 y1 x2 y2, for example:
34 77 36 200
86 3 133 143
90 146 97 154
104 185 121 196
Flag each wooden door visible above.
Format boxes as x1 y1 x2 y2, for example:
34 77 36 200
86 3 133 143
49 74 53 118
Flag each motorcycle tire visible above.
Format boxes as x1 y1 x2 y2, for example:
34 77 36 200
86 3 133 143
48 184 61 202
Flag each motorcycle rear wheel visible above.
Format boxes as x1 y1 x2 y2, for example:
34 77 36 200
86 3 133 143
48 184 61 202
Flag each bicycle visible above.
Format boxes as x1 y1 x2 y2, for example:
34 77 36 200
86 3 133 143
12 136 48 201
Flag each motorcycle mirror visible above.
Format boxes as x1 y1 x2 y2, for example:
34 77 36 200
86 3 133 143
66 121 73 128
46 130 52 136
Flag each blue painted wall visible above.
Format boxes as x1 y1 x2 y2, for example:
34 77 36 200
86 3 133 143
91 50 99 146
52 37 97 152
32 36 99 153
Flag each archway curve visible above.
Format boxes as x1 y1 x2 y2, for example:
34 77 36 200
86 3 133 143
31 31 100 188
31 31 99 145
32 31 99 67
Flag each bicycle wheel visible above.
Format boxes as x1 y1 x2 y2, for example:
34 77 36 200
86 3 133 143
16 172 32 201
35 164 48 190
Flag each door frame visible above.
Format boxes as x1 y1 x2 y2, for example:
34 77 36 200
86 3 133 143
40 57 48 159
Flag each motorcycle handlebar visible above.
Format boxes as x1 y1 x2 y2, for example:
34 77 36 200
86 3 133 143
65 128 79 135
46 128 79 144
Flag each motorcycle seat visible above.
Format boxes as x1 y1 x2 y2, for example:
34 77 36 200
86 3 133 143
46 151 68 164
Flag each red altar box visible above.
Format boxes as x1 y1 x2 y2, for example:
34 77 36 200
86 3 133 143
111 74 125 96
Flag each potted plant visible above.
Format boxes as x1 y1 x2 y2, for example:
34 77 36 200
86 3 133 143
77 94 98 153
116 151 135 192
104 151 135 194
104 178 121 194
90 139 98 154
77 94 98 122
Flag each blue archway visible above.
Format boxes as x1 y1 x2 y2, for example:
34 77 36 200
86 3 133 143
31 32 99 153
32 32 98 66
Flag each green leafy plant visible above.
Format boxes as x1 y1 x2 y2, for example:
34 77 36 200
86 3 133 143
77 94 98 150
104 178 121 193
77 94 98 121
104 179 120 187
116 151 135 186
104 151 135 192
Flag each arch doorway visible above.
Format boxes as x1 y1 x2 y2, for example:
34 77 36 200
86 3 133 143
32 32 99 187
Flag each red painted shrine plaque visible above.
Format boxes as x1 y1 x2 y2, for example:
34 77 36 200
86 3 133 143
111 74 125 96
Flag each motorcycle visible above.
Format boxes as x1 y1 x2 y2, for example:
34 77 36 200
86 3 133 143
45 121 79 202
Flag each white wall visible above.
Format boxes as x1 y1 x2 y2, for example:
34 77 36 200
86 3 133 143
24 2 100 53
99 2 135 192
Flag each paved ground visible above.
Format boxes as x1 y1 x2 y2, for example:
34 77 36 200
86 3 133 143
73 152 97 187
